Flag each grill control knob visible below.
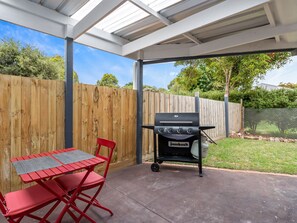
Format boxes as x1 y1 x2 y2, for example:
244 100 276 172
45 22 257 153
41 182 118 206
158 128 164 134
167 128 173 134
177 128 183 134
187 128 193 134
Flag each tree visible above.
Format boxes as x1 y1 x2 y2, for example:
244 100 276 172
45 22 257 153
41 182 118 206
123 82 168 93
123 82 133 89
0 38 79 82
49 55 79 83
97 73 119 88
172 53 292 96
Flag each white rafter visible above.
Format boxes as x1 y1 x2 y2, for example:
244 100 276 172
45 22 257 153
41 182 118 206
189 23 297 56
122 0 270 56
73 0 127 39
264 3 280 42
129 0 201 44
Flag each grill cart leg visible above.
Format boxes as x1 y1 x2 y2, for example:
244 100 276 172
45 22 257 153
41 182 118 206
198 130 203 177
151 133 160 172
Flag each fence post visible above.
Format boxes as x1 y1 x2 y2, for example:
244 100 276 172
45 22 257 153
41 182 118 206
240 99 244 132
65 37 73 148
195 92 200 113
224 94 229 137
195 92 200 124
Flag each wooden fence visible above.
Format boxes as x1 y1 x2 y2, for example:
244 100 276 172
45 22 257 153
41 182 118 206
0 75 136 194
0 75 242 193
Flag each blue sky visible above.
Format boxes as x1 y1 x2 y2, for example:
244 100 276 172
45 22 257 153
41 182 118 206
0 20 296 88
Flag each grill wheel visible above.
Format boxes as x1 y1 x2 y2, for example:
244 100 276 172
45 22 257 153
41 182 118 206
151 163 160 172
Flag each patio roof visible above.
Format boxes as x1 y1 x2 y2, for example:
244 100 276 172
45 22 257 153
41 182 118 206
0 0 296 61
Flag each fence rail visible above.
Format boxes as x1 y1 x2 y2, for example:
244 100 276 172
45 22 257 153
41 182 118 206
0 75 242 193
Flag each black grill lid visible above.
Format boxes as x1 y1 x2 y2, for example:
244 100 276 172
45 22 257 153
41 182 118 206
155 113 199 126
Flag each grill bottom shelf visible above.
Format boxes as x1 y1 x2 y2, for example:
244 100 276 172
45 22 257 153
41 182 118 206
157 156 199 163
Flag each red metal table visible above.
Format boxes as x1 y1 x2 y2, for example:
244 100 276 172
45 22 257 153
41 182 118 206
11 148 105 222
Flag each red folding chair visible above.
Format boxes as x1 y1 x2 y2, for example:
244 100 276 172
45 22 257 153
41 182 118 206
0 180 65 223
55 138 116 219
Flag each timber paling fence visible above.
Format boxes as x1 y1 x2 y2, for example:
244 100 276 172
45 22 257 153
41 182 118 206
0 75 242 193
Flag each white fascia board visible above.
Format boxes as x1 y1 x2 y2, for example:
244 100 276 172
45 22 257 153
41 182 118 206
0 0 71 26
189 23 297 56
122 0 270 56
0 0 128 46
207 39 297 55
73 0 126 39
140 44 194 60
76 34 122 55
0 2 65 37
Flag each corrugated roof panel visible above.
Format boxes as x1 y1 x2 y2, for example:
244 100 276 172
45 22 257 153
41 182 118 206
96 1 149 33
41 0 64 10
114 0 222 41
95 0 182 33
58 0 89 16
191 8 269 42
71 0 102 20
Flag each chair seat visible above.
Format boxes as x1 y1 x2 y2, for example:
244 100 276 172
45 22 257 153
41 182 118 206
55 171 105 192
5 180 64 216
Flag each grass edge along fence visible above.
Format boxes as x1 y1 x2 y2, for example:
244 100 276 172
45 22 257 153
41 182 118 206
0 74 242 193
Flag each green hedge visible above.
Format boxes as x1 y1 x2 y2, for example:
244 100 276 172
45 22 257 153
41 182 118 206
200 88 297 108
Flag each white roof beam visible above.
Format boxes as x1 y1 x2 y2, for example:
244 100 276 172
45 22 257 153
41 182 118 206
0 2 66 37
76 34 122 55
73 0 126 39
189 23 297 56
211 39 297 55
129 0 201 44
140 43 195 60
264 3 280 42
128 39 297 60
0 0 128 46
122 0 270 56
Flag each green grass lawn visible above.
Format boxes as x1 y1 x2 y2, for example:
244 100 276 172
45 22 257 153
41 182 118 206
204 138 297 175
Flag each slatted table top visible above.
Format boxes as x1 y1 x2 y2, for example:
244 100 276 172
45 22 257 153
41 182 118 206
11 148 105 183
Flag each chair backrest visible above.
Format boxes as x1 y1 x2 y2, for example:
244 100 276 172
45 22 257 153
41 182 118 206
95 138 116 178
0 192 7 214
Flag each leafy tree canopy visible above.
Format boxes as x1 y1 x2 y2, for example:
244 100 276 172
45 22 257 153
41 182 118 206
123 81 168 93
200 88 297 109
97 73 119 88
170 53 292 96
0 38 79 82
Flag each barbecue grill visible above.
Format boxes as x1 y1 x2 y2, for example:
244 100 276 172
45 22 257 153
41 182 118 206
142 112 215 176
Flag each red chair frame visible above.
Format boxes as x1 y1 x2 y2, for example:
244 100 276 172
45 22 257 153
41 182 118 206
55 137 116 221
0 181 64 223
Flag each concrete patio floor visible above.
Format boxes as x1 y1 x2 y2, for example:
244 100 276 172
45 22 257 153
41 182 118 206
2 163 297 222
